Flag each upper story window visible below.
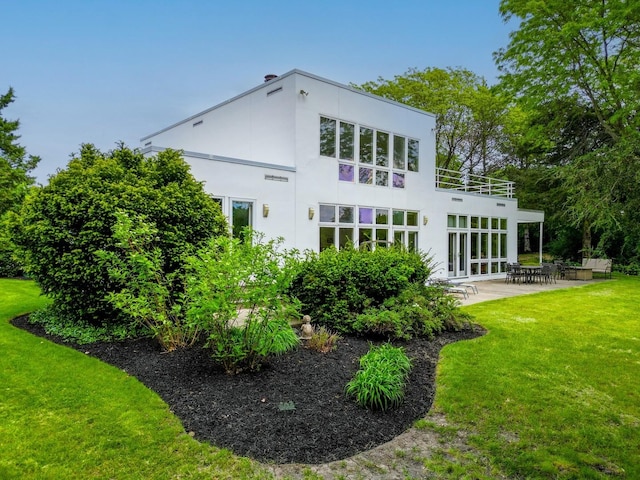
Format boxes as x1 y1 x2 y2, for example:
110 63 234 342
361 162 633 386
320 117 336 157
320 116 419 189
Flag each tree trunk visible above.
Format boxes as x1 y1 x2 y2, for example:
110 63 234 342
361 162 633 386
523 226 531 253
582 221 592 259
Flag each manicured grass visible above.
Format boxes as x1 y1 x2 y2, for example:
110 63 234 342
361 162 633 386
0 279 269 480
425 275 640 479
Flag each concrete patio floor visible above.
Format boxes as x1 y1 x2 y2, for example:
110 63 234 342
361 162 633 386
455 277 607 306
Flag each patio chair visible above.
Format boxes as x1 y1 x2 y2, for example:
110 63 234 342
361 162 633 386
541 264 554 284
554 260 566 280
429 278 469 299
505 263 523 284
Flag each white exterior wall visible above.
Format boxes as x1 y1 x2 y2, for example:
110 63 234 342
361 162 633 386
288 72 435 253
141 69 541 281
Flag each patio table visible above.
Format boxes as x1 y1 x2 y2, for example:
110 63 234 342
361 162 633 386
521 265 542 284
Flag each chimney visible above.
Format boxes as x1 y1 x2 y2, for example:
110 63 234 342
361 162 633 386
264 74 278 82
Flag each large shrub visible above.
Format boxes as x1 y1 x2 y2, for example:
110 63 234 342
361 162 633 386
288 245 432 333
11 144 227 325
97 211 199 351
184 231 300 373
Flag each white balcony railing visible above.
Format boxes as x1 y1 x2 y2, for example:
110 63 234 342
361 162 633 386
436 168 514 198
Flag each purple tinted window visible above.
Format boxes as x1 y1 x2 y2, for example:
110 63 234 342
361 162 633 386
339 163 354 182
359 207 373 224
393 172 405 188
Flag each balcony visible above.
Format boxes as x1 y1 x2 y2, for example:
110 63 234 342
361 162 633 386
436 168 514 198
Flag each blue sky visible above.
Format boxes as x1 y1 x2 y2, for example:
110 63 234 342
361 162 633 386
3 0 513 182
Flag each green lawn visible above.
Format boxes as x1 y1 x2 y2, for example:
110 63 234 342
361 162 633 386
2 277 639 479
425 274 640 479
0 279 269 480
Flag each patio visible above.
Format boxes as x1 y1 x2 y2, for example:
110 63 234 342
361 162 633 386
456 277 607 306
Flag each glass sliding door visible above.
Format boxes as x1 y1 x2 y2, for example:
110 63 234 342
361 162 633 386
448 231 468 278
232 200 253 242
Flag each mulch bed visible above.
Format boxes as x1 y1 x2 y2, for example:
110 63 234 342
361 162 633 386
12 315 483 464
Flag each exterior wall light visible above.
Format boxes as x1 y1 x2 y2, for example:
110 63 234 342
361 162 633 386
308 207 315 220
423 215 429 225
263 204 269 217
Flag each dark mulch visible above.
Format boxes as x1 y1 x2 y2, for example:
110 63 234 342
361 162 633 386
11 315 483 464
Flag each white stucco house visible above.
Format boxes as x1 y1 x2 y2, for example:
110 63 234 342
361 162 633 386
141 69 544 280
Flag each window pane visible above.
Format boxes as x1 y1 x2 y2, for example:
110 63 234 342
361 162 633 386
492 233 499 258
338 206 354 223
376 131 389 167
232 201 253 241
376 208 389 225
471 216 479 229
338 163 354 182
319 204 335 222
393 135 406 169
339 122 354 161
358 167 373 184
500 218 507 230
481 233 488 258
375 170 388 186
481 217 489 229
471 232 479 259
491 217 499 230
406 211 418 226
359 127 373 164
459 216 467 228
359 228 373 249
339 228 353 249
359 207 373 224
447 215 456 228
392 172 405 188
394 230 405 245
408 232 418 252
319 227 335 251
376 229 388 245
392 210 404 226
408 139 419 171
500 233 507 257
320 117 336 157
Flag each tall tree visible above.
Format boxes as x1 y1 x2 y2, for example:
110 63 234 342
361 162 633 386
0 87 40 217
356 67 512 175
495 0 640 259
0 87 40 277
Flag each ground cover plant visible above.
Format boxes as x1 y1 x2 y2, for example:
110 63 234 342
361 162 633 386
422 274 640 479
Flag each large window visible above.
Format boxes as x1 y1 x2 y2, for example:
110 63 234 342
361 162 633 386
319 203 419 252
320 116 419 188
467 216 508 275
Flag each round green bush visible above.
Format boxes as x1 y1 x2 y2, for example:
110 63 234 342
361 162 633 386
11 144 227 325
